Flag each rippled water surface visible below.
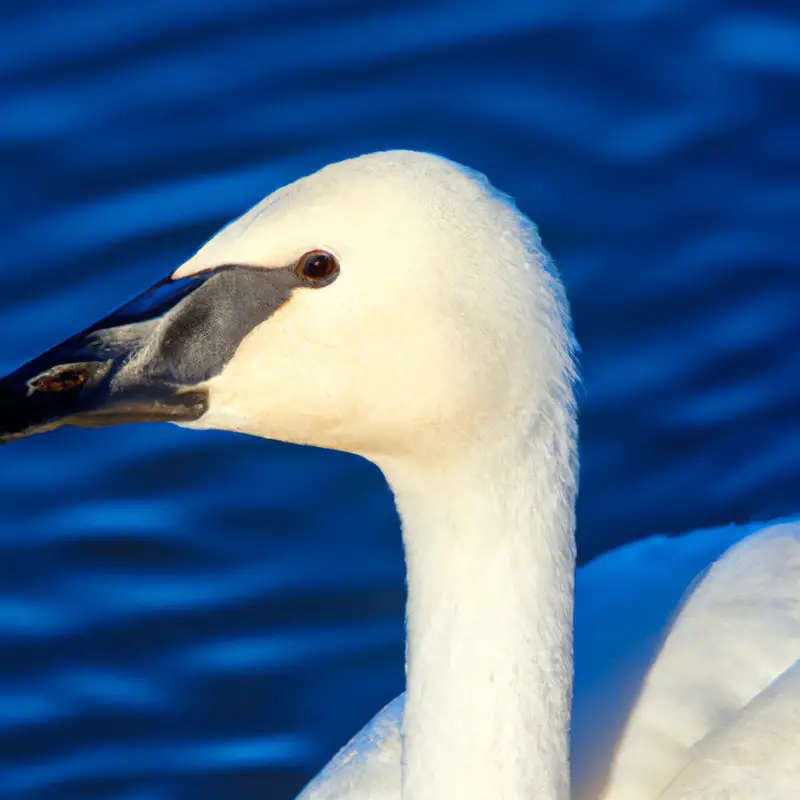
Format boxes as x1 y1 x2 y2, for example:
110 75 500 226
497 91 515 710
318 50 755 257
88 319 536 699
1 1 799 797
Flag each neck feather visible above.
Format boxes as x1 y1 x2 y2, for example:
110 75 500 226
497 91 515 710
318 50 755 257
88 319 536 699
379 400 577 800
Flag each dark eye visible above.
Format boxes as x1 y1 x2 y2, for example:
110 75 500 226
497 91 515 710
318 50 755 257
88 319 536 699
296 250 340 286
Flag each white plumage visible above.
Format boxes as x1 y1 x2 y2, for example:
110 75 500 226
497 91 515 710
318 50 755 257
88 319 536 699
297 520 800 800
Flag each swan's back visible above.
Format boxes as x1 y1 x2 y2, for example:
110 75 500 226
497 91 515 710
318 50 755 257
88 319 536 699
658 658 800 799
600 521 800 799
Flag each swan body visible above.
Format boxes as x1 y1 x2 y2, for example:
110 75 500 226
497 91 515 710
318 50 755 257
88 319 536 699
296 519 800 800
658 658 800 800
0 151 797 799
599 521 800 799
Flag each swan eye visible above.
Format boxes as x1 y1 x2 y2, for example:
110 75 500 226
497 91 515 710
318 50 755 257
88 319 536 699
296 250 340 286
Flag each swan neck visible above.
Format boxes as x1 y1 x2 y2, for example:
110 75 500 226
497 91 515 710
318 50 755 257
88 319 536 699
383 417 577 800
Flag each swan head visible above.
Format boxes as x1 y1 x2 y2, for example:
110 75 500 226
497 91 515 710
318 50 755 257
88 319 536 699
0 151 575 465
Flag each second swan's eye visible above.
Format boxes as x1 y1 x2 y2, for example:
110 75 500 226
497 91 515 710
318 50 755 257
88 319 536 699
296 250 340 286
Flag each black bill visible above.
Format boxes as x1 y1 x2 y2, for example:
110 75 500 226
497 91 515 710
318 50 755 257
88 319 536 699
0 264 302 444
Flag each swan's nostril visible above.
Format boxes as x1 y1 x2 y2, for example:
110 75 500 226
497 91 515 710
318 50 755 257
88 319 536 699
28 365 91 393
0 360 112 443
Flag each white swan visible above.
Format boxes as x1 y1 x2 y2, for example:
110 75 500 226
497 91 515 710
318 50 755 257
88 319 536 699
0 150 798 800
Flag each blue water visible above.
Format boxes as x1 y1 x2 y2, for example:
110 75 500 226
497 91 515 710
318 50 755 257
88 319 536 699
0 1 798 797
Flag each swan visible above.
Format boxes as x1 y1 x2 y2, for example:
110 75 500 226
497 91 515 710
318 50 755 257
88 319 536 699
0 150 797 800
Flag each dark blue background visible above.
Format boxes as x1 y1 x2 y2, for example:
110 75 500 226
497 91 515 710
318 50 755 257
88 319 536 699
0 1 798 798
